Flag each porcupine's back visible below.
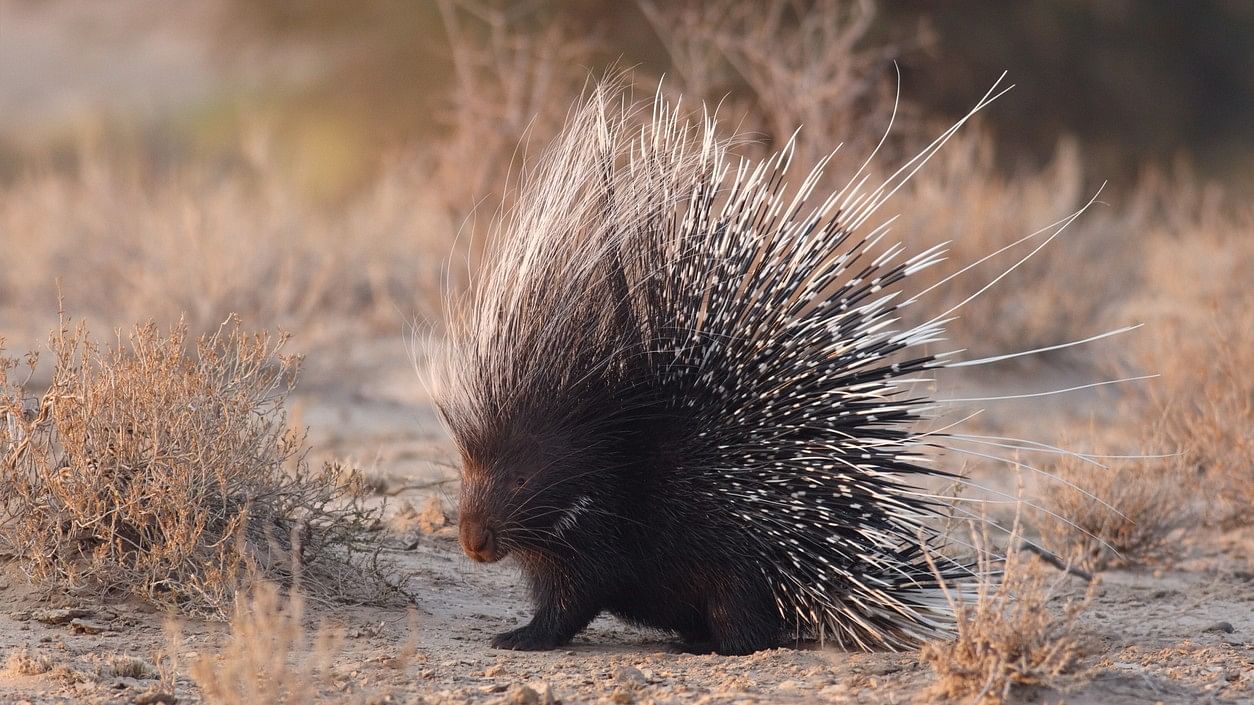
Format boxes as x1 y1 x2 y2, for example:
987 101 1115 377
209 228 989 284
436 78 1102 651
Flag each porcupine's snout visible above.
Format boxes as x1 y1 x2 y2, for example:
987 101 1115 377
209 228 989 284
459 517 504 563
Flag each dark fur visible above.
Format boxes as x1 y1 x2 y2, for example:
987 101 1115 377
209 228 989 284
442 338 942 654
452 397 792 655
437 83 987 655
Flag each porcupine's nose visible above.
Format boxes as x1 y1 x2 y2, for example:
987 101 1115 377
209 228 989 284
459 518 502 562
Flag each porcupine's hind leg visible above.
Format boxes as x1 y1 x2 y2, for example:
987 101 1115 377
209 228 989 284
699 583 787 656
663 620 714 654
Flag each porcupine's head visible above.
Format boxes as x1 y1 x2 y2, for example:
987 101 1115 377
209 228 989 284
445 410 589 564
439 379 649 564
433 86 673 565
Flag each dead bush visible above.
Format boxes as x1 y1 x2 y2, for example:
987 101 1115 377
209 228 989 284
1161 317 1254 527
169 579 419 705
1118 199 1254 527
0 152 448 338
920 528 1094 705
640 0 905 165
4 647 54 676
0 315 391 616
102 655 159 680
173 581 342 705
1036 448 1191 571
1143 313 1253 529
433 0 598 228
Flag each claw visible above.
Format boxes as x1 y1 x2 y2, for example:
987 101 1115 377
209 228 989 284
491 625 562 651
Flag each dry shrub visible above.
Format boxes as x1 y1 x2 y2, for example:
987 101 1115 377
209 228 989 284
48 663 87 684
921 533 1094 705
0 152 447 338
640 0 905 164
1035 448 1191 571
0 315 389 615
1156 317 1254 527
0 4 599 338
4 647 54 676
1125 200 1254 526
102 655 158 680
893 135 1149 357
1023 180 1252 550
175 581 342 705
432 0 598 229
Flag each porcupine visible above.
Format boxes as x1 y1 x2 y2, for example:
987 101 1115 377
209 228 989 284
433 76 1124 655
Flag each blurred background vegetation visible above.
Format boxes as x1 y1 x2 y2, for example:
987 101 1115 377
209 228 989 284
0 0 1249 364
0 0 1249 523
3 0 1252 200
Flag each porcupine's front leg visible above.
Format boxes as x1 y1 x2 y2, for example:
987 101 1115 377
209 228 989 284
492 573 602 650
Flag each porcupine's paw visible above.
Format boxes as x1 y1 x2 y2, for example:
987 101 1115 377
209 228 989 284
491 624 564 651
711 639 774 656
667 640 716 655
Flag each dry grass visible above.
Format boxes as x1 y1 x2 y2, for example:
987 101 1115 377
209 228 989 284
921 530 1095 704
889 135 1148 356
0 315 390 615
0 153 451 339
1030 186 1253 564
1132 227 1254 527
1034 429 1193 571
171 581 343 705
1158 322 1254 528
102 654 159 680
0 5 601 342
4 647 54 676
640 0 905 165
168 579 419 704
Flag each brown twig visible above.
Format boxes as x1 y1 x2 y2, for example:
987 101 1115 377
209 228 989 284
1018 541 1094 582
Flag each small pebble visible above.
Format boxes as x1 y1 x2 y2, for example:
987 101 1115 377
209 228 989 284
69 618 108 634
506 684 540 705
614 665 648 689
32 607 93 625
418 495 448 534
135 691 178 705
532 681 558 705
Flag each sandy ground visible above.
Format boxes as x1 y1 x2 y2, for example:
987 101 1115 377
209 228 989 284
0 335 1250 705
